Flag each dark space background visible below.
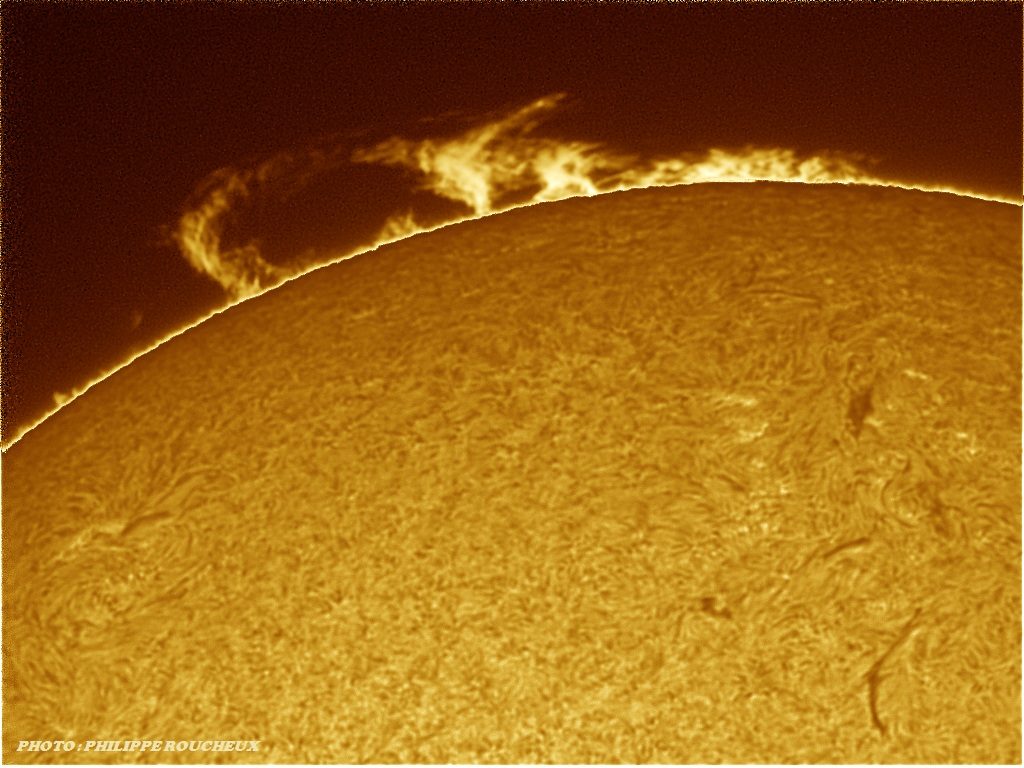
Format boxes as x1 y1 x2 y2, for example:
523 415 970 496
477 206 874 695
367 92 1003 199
1 1 1021 443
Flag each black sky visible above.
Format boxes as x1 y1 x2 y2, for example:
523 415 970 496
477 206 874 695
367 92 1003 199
2 1 1021 443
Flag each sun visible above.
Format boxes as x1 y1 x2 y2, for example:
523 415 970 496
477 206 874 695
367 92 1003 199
3 181 1019 763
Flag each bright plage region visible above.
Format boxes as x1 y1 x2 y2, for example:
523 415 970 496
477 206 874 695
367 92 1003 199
2 182 1019 763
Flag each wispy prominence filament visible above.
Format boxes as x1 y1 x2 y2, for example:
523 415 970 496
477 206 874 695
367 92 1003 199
174 92 1021 303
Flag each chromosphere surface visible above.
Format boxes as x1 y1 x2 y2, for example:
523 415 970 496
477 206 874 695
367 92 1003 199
3 183 1020 763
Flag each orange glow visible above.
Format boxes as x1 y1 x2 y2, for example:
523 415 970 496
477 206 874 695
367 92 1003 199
3 95 1020 451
